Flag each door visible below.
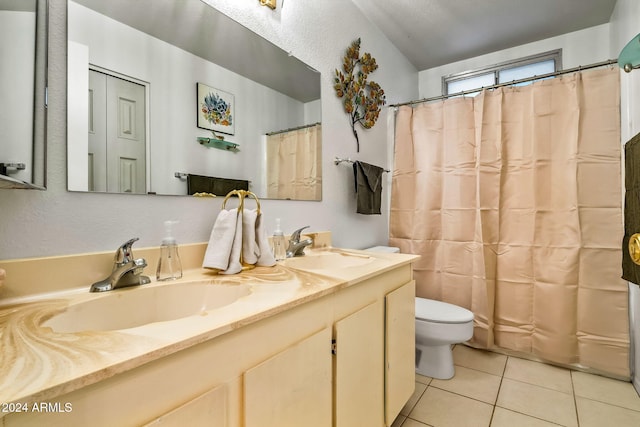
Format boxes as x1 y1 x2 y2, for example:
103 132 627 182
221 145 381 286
385 281 416 425
334 300 385 427
143 384 228 427
88 70 107 191
244 327 332 427
88 70 146 193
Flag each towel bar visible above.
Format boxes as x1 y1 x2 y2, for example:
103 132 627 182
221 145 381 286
334 157 390 173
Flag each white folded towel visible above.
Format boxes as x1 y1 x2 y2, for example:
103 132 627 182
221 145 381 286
242 209 259 265
203 204 276 273
220 209 243 275
202 208 239 271
255 212 276 267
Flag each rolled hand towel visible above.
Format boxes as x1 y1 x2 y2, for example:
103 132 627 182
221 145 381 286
220 209 243 275
255 212 276 267
203 208 239 271
242 208 259 265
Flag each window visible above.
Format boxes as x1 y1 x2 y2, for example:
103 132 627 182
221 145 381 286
443 50 561 96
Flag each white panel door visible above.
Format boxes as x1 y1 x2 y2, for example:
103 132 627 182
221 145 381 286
106 75 146 193
88 70 146 193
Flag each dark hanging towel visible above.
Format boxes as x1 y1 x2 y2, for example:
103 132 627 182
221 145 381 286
622 131 640 285
353 161 383 215
187 174 249 196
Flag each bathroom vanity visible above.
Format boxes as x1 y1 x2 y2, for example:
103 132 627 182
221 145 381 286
0 242 418 426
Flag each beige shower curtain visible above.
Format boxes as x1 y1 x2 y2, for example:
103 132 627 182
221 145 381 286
390 67 630 377
266 124 322 200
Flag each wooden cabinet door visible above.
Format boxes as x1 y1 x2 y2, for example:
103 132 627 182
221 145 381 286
335 299 385 427
143 384 228 427
385 281 416 425
243 327 332 427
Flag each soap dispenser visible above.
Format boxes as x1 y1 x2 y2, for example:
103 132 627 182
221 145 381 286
156 220 183 281
272 218 286 261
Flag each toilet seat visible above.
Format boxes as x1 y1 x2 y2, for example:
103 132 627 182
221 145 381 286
415 298 474 324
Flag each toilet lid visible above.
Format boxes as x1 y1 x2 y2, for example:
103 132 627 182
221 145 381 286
415 298 474 324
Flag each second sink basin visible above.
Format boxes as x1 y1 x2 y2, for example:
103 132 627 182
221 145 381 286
42 281 251 333
282 250 374 271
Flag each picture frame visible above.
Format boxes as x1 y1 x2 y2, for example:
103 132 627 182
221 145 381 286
197 83 235 135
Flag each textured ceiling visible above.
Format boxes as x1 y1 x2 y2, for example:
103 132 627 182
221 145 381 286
350 0 618 70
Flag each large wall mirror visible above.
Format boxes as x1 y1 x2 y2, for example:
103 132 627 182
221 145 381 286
67 0 322 200
0 0 47 190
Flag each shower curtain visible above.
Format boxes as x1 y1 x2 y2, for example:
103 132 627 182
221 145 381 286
390 67 630 377
266 124 322 200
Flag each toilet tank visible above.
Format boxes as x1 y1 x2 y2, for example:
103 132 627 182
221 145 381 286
364 246 400 253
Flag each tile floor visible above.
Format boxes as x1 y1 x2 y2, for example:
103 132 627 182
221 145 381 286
392 345 640 427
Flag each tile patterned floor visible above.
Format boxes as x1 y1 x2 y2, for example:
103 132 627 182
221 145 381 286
393 345 640 427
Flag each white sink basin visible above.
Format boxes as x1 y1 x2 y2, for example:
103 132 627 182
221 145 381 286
282 250 374 270
42 282 250 333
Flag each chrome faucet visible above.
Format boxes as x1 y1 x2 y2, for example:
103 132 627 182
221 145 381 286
286 226 314 258
90 238 151 292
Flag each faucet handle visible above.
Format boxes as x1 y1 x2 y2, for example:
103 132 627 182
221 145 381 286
290 226 310 243
114 238 140 267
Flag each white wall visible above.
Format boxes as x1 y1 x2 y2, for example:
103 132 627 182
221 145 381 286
610 0 640 395
419 24 611 98
0 0 418 262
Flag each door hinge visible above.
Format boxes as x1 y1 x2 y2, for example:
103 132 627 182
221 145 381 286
331 339 337 355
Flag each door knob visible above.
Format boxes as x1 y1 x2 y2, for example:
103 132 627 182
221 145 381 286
629 233 640 265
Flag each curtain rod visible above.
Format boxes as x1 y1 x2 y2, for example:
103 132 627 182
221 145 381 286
390 59 619 108
265 122 320 136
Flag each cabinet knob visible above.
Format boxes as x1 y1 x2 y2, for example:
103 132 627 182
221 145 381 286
629 233 640 265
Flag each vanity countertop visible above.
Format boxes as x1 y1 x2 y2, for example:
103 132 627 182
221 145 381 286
0 248 418 407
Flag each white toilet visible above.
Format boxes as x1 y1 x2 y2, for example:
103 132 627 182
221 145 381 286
414 297 474 379
365 246 475 380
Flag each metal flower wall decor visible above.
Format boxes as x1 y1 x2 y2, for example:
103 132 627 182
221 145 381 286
334 38 386 152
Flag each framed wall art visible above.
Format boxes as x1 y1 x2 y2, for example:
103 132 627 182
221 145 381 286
197 83 235 135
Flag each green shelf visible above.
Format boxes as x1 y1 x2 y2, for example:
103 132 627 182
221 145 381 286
619 33 640 72
197 137 239 151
